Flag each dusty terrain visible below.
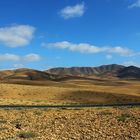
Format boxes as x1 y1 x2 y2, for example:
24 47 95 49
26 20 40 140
0 107 139 140
0 79 140 105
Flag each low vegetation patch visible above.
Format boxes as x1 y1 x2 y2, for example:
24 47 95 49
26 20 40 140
116 113 131 122
17 131 37 139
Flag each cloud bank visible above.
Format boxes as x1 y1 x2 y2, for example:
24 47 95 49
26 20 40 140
0 53 41 62
0 53 20 61
0 25 35 47
23 53 41 62
47 41 135 56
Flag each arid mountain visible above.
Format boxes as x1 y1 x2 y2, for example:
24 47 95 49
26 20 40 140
0 64 140 81
46 64 125 77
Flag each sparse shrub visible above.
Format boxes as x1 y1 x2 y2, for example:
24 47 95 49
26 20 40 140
17 131 36 139
116 113 131 122
15 123 22 129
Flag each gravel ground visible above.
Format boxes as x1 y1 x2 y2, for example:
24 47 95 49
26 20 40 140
0 107 139 140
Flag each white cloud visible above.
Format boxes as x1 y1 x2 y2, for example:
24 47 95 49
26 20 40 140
0 25 35 47
59 2 85 19
23 53 41 62
47 41 135 56
107 46 133 56
0 53 41 62
0 53 20 61
106 54 112 60
128 0 140 8
123 61 140 67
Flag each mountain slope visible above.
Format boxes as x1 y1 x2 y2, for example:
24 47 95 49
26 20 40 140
117 66 140 79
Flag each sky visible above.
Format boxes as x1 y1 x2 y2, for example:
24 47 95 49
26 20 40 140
0 0 140 70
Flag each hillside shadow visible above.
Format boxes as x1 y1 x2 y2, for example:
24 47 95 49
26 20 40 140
58 90 140 104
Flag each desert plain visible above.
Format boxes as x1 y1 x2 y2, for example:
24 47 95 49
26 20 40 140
0 76 140 139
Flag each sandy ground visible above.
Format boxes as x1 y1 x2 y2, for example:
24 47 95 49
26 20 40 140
0 107 139 140
0 79 140 105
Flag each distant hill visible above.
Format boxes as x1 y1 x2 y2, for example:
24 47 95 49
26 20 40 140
0 64 140 81
0 68 57 81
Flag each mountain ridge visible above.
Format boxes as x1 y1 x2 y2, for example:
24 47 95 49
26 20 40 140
0 64 140 80
46 64 125 77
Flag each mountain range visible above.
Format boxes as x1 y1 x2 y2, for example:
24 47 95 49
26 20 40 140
0 64 140 81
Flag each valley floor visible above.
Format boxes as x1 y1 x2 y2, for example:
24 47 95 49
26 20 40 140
0 79 140 105
0 107 139 140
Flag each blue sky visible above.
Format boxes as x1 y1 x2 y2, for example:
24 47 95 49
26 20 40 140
0 0 140 70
